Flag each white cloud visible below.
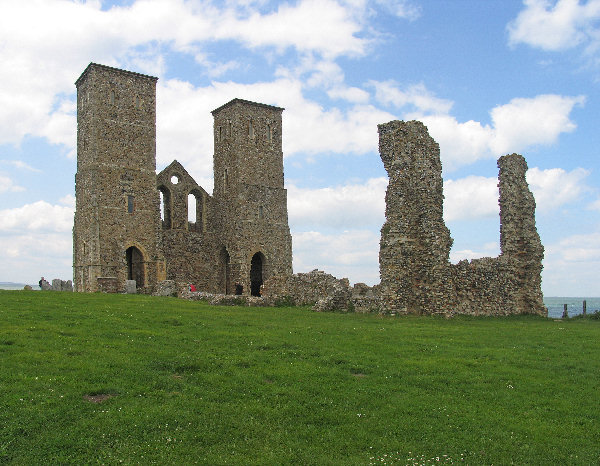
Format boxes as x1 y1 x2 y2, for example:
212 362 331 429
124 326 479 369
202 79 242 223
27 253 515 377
508 0 600 51
587 198 600 210
370 80 454 114
542 230 600 295
0 174 25 194
0 232 73 283
449 242 501 264
157 77 396 187
443 176 499 222
548 231 600 262
418 115 494 170
526 166 590 211
0 160 41 172
0 199 74 282
417 94 584 171
214 0 368 58
0 201 74 233
489 94 585 154
59 194 76 208
371 82 584 171
292 229 380 285
288 177 387 229
374 0 422 21
0 0 382 154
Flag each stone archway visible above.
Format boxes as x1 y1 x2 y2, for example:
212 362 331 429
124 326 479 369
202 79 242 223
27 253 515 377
250 252 265 297
126 246 145 287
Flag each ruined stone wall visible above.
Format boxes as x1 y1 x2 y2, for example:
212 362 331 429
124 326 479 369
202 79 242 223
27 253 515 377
262 270 350 305
378 121 454 315
497 154 546 315
377 120 546 316
156 161 223 293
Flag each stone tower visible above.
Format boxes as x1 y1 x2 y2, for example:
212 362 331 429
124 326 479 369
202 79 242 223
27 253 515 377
73 63 165 292
211 99 293 296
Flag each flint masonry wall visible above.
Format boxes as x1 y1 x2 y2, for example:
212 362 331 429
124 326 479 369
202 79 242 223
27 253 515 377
74 65 293 295
377 120 546 316
211 99 293 296
378 121 455 315
156 160 222 293
73 63 166 293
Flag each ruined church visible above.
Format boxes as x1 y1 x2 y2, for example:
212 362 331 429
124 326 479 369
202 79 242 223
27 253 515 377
73 63 292 295
73 62 545 316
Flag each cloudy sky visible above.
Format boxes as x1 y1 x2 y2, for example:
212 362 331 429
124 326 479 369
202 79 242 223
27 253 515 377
1 0 599 296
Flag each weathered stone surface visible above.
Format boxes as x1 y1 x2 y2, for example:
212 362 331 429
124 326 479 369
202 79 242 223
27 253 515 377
377 121 546 316
378 120 454 315
97 277 119 293
40 279 52 290
73 63 165 294
262 270 349 306
153 280 177 297
125 280 137 294
74 64 292 297
23 285 33 291
72 63 546 317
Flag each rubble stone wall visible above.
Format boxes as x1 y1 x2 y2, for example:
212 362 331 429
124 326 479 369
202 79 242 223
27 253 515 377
377 120 546 316
262 270 349 306
74 64 292 296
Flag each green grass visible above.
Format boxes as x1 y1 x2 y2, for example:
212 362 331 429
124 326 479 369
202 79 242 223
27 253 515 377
1 290 599 465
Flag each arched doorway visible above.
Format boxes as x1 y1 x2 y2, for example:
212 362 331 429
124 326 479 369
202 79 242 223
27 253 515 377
126 246 145 287
250 252 265 297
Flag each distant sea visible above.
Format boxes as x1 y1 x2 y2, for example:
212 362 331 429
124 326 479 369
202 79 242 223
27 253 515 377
543 297 600 319
0 283 596 318
0 282 37 291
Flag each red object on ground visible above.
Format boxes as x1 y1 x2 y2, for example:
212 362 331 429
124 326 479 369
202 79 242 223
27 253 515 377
189 284 197 292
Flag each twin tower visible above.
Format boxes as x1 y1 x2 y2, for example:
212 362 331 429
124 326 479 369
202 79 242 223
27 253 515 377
73 63 292 294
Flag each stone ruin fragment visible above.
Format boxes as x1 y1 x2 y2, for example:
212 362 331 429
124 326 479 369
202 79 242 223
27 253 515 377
377 120 546 316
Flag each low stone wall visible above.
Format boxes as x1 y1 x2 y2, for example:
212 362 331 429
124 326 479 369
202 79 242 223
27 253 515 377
262 270 350 306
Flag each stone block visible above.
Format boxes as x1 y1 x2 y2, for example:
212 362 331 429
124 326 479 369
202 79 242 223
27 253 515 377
125 280 137 294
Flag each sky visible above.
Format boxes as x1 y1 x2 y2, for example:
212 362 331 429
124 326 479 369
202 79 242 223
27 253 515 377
0 0 599 296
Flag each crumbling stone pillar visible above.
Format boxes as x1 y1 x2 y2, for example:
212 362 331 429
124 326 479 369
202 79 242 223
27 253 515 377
378 121 454 314
498 154 546 315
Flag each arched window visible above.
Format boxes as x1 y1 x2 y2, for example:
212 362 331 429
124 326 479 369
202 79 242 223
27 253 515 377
158 186 172 229
188 190 204 232
188 193 196 223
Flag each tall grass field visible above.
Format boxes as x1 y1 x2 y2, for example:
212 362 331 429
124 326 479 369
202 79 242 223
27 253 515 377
1 290 598 464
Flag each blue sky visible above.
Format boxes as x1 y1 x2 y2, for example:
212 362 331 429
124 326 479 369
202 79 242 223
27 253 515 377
1 0 599 296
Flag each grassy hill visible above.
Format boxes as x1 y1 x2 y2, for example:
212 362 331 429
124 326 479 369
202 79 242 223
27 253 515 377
1 290 598 464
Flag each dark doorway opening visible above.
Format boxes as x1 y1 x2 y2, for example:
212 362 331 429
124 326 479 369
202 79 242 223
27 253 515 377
250 252 264 297
126 246 145 287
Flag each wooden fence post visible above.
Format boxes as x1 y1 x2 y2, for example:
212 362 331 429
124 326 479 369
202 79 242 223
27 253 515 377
562 304 568 319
